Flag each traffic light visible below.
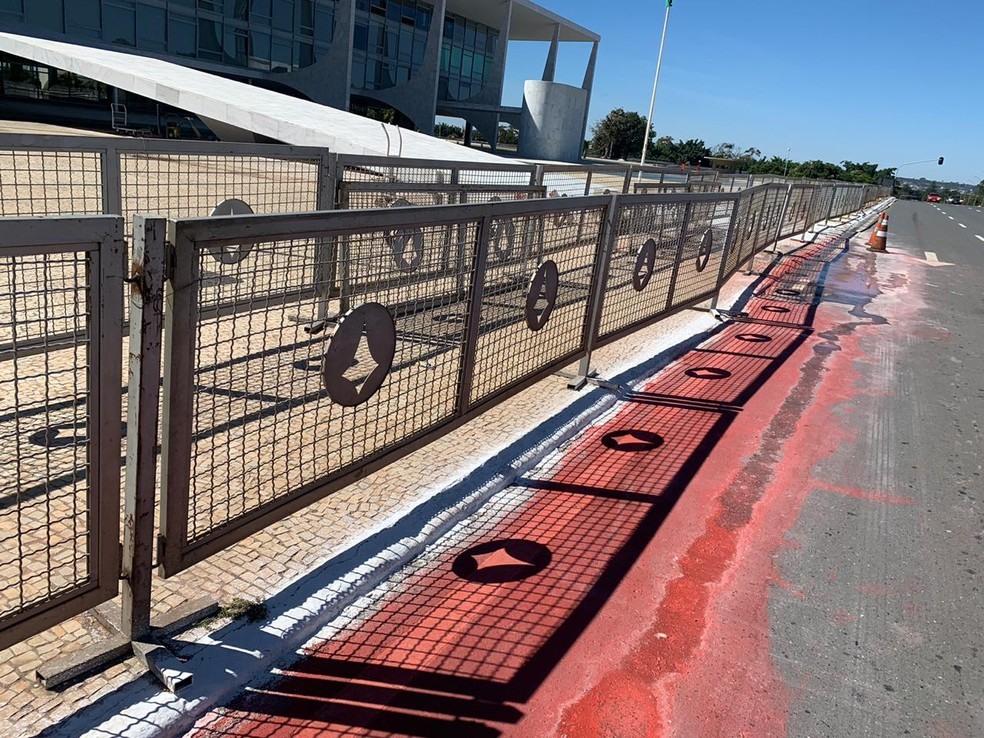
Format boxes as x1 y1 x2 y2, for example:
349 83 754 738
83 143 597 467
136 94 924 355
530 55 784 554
938 157 945 166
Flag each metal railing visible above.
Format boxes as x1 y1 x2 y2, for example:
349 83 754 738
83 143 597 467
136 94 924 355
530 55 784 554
153 181 888 577
0 132 892 667
0 133 331 225
0 216 124 651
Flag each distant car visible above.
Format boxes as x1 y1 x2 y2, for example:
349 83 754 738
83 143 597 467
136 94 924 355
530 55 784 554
927 193 942 202
947 196 961 204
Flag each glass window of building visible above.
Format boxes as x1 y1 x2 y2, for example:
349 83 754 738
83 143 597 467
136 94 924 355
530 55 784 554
104 2 137 47
66 0 102 39
271 38 291 70
167 13 197 57
249 30 271 69
250 0 272 22
227 0 249 21
24 0 64 33
225 26 248 65
272 0 293 32
439 10 497 102
0 0 24 20
199 17 224 60
314 2 334 44
135 3 166 51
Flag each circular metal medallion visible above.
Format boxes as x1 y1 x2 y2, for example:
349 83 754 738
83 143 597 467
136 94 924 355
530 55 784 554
549 190 570 227
208 198 255 265
695 228 713 272
386 198 425 272
322 303 396 407
633 239 658 292
525 260 559 332
486 201 516 261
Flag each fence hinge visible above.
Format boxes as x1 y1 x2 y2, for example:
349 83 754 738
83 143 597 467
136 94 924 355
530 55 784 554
163 240 176 282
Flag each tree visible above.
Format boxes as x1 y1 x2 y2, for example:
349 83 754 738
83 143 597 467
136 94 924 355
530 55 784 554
588 108 652 160
710 142 737 159
676 138 710 166
434 122 464 139
497 124 519 146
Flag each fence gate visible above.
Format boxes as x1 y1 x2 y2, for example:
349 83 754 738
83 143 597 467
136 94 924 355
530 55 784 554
0 216 124 650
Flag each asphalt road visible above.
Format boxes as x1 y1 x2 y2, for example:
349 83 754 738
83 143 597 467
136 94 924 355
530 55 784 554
772 200 984 737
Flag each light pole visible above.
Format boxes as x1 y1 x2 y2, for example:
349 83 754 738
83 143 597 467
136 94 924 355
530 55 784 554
893 157 944 198
638 0 673 171
782 147 791 178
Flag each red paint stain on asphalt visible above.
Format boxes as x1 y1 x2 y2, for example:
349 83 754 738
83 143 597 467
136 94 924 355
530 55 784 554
810 480 915 506
830 609 857 624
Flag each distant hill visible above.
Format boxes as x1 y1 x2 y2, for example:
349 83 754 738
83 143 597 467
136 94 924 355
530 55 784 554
898 177 975 194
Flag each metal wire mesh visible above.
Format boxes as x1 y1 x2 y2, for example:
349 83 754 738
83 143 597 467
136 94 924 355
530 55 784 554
120 152 320 225
596 199 687 340
467 206 605 404
0 149 103 217
0 251 93 621
669 198 735 308
177 218 480 547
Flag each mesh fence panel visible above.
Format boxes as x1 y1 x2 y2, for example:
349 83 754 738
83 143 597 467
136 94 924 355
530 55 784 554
467 205 604 404
120 152 320 224
596 199 688 340
0 221 122 649
176 219 480 548
0 150 103 217
669 198 735 308
0 252 92 619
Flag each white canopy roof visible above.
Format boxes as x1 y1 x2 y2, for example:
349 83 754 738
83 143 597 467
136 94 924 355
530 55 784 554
0 32 508 163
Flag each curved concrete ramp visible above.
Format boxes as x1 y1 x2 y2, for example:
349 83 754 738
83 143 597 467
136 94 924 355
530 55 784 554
0 32 506 163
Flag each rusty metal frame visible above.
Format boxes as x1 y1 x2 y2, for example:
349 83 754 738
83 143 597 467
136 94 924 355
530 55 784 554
0 216 124 652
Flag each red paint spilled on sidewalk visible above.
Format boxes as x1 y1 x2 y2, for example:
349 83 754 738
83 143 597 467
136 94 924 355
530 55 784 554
190 235 912 738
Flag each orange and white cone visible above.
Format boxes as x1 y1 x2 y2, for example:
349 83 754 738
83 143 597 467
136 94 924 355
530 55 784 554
865 213 883 247
867 213 889 252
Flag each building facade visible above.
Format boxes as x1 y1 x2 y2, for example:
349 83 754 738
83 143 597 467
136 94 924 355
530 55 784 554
0 0 598 155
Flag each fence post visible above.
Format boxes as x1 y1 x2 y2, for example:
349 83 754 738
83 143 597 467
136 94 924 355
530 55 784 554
621 166 634 194
100 143 123 217
313 151 337 324
570 192 619 389
710 196 743 311
120 216 165 641
664 200 693 309
754 184 792 274
456 215 491 416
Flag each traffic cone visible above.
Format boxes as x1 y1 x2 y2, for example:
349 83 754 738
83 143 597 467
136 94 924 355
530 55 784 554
865 213 883 247
867 213 889 252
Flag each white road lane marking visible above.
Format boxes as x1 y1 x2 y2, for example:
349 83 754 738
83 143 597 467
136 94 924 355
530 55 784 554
926 251 940 263
949 216 955 220
976 235 984 243
960 223 967 228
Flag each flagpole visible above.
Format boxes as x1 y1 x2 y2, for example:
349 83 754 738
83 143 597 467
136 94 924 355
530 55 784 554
638 0 673 172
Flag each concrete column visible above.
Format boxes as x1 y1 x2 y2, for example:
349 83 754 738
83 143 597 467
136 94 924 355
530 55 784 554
542 23 561 82
580 40 598 157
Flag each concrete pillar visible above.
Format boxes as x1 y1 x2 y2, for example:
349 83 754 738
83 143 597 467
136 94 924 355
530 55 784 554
463 122 473 147
580 40 598 158
542 23 560 82
519 80 588 162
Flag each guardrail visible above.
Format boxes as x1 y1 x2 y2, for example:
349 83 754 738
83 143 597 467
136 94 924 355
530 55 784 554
0 133 891 682
0 216 124 651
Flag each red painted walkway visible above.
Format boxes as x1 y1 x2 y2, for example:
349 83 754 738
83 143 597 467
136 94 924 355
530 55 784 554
188 230 906 737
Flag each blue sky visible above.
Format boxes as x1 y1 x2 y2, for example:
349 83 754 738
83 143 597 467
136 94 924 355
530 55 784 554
497 0 982 184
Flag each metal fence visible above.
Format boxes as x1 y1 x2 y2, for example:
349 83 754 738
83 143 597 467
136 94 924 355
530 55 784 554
154 181 888 576
0 134 891 664
0 134 330 225
0 216 124 651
